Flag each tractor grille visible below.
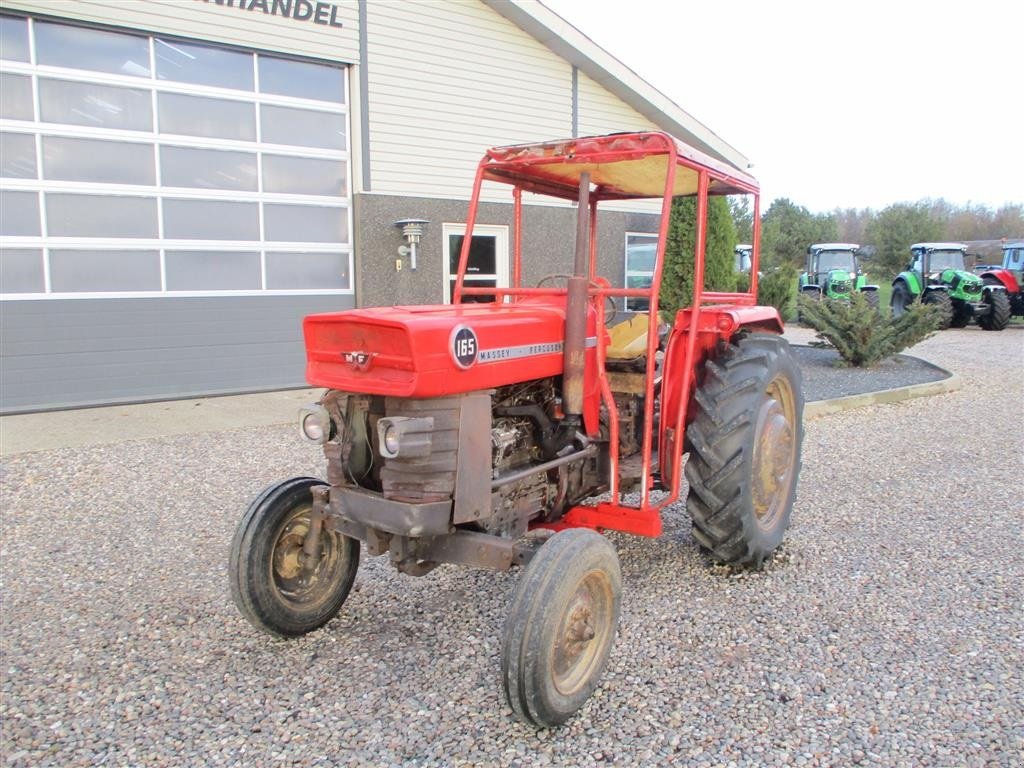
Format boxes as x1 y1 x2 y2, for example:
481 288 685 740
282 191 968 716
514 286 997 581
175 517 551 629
830 280 851 294
962 281 982 295
380 397 460 503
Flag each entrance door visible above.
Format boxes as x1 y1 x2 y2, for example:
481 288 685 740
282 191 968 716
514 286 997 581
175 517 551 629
442 224 509 303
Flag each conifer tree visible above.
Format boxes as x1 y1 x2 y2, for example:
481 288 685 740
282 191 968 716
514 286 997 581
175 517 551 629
660 196 738 317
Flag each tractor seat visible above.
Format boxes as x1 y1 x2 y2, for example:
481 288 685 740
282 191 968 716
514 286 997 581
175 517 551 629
606 314 666 371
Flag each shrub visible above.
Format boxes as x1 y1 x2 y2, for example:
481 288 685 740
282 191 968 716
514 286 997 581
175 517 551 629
661 196 738 316
757 266 797 321
797 291 942 367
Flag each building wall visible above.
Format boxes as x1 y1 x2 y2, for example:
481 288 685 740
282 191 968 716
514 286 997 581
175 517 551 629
0 294 352 413
355 193 659 309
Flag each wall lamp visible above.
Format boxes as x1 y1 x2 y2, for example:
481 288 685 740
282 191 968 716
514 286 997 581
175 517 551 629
394 218 429 271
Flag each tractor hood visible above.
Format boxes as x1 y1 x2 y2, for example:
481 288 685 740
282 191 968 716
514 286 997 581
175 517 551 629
303 298 598 398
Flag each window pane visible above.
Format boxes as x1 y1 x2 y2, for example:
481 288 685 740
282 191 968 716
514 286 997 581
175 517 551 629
49 249 160 292
165 250 261 291
1 248 44 293
155 38 253 91
265 251 348 290
0 15 30 62
0 132 37 178
0 190 40 235
43 137 155 185
258 56 345 103
626 236 657 272
40 79 153 131
263 155 345 196
264 204 346 243
0 73 32 120
35 21 150 77
261 105 345 149
157 92 256 141
448 235 497 274
450 278 496 304
46 194 157 238
163 199 258 240
160 146 256 191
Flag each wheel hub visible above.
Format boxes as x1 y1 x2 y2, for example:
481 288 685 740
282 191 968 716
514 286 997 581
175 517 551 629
752 380 797 531
551 571 612 697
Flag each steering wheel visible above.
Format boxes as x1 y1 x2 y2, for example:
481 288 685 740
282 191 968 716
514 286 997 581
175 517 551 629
534 274 618 325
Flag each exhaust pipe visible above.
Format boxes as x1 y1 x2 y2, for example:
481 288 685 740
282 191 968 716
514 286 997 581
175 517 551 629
563 172 591 419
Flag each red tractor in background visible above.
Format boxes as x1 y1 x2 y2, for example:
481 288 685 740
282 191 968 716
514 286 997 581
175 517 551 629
230 132 804 727
974 241 1024 318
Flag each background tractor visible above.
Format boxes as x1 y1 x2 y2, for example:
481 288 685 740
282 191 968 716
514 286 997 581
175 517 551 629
891 242 1010 330
799 243 879 309
974 240 1024 319
229 132 804 728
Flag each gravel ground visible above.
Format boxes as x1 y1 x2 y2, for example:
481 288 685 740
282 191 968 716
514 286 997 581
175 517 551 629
792 345 948 402
2 326 1022 767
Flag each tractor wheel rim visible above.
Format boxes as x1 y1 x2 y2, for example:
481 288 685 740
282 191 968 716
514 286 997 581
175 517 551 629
752 375 798 531
271 505 338 608
551 569 613 697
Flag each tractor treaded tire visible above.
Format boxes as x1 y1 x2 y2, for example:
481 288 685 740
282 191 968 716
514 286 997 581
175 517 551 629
890 283 912 318
684 333 804 568
864 290 880 312
978 287 1011 331
922 291 954 329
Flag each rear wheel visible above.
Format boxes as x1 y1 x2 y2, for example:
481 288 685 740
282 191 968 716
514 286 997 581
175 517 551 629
978 288 1011 331
502 529 621 728
922 291 953 329
230 477 360 637
684 333 804 567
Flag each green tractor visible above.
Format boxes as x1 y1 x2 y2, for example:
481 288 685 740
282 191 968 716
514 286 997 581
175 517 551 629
799 242 879 309
891 242 1010 330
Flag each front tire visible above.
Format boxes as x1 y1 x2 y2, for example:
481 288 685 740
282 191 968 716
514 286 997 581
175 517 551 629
863 290 880 312
922 291 953 329
978 288 1011 331
230 477 360 637
890 283 912 318
502 529 621 728
684 333 804 567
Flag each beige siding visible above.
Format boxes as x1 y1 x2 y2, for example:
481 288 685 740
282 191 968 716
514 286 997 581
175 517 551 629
5 0 360 63
365 0 571 201
576 70 662 213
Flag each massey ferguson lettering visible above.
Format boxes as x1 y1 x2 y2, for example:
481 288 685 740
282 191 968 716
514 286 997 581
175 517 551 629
197 0 345 29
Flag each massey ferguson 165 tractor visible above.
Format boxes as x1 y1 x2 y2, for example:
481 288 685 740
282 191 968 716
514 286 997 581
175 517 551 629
229 132 804 727
799 243 879 309
891 242 1010 330
974 240 1024 319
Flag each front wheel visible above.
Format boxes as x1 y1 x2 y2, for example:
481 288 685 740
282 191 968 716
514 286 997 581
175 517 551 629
502 529 621 728
890 283 913 318
922 291 953 329
684 333 804 567
863 290 880 312
230 477 360 637
978 288 1011 331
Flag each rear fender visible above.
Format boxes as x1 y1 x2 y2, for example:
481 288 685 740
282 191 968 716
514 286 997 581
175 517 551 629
894 272 921 296
658 306 783 482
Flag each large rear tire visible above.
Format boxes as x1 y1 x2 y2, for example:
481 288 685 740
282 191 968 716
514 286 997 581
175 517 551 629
230 477 360 638
978 287 1011 331
684 333 804 567
502 529 621 728
922 291 953 329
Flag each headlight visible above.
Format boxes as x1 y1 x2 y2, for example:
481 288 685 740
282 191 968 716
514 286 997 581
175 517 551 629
298 404 332 444
377 416 434 459
383 424 401 455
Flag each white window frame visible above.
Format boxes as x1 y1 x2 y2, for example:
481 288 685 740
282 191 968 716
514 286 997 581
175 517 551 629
624 231 658 312
0 15 353 300
441 223 509 304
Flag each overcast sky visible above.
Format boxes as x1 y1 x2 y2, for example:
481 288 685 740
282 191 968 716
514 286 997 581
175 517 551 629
539 0 1023 214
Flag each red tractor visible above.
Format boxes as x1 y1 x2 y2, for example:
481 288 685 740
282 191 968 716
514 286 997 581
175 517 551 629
974 241 1024 318
229 132 804 727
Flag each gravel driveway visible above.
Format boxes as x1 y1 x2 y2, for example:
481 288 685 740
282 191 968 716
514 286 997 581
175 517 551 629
2 327 1022 767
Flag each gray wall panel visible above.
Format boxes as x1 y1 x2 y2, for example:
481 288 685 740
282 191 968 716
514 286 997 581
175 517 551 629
0 294 354 413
